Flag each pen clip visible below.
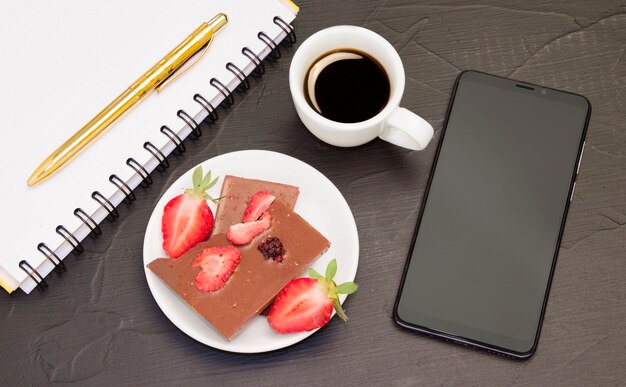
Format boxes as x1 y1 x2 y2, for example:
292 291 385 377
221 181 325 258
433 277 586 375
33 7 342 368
156 38 213 93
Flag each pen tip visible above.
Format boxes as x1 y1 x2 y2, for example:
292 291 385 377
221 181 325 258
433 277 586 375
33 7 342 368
27 174 40 187
27 166 48 187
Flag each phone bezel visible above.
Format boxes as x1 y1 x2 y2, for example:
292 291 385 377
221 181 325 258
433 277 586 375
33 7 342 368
392 70 591 359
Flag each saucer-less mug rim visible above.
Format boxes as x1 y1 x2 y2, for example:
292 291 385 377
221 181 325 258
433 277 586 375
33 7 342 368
289 25 406 131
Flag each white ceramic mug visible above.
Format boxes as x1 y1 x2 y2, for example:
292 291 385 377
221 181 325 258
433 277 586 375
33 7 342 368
289 26 434 150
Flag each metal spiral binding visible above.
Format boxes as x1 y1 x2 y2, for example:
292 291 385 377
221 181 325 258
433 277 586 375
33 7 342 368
160 125 186 154
210 78 234 107
273 16 296 46
126 157 153 187
143 142 169 172
109 174 136 204
226 62 250 92
258 31 281 61
22 15 296 292
92 191 119 221
177 110 202 139
242 47 265 78
38 242 66 273
56 225 84 255
74 208 102 238
19 260 47 291
193 94 218 123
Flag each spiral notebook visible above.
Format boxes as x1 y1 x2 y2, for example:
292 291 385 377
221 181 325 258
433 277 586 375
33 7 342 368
0 0 298 294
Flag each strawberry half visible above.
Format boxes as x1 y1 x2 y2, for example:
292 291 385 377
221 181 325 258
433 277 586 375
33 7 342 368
268 259 358 334
192 246 241 292
162 166 220 258
242 191 276 222
227 212 272 245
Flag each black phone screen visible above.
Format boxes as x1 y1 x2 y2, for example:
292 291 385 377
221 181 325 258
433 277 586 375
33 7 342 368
394 71 590 357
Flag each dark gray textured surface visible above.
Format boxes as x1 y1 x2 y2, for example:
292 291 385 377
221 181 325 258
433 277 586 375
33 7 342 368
2 1 626 385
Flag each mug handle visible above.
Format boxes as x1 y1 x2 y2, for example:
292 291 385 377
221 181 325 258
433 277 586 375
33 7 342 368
379 107 434 150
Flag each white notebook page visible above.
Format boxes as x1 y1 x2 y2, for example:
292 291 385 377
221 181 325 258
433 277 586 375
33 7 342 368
0 0 297 293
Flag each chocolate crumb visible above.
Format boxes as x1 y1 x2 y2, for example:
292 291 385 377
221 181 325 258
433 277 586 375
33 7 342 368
258 237 285 262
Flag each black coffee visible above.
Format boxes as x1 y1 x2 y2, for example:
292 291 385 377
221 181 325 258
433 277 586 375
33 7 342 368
304 49 390 123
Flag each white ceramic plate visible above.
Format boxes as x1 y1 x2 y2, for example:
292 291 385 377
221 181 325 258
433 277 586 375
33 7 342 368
143 150 359 353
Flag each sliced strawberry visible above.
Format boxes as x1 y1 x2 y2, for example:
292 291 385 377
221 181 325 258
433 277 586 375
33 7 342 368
192 246 241 292
162 166 220 258
162 194 213 258
242 191 275 222
227 212 272 245
268 259 359 334
268 278 333 333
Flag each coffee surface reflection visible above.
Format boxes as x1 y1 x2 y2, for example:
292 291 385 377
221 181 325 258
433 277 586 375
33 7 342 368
304 49 390 123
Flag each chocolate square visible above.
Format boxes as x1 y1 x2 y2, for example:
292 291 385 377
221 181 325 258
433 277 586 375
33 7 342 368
213 175 300 234
148 199 330 340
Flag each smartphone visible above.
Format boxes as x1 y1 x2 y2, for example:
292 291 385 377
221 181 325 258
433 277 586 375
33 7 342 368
393 71 590 359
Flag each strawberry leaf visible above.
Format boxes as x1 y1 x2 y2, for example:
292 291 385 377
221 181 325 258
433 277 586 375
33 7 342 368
201 169 213 188
308 268 324 280
207 176 220 190
335 282 358 295
325 259 337 281
189 167 221 203
333 299 348 321
192 166 203 189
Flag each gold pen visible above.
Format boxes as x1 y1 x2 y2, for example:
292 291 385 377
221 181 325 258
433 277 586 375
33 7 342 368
27 13 228 186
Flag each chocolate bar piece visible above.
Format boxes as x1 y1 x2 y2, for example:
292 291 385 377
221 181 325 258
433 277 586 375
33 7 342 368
213 175 300 235
148 199 330 340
